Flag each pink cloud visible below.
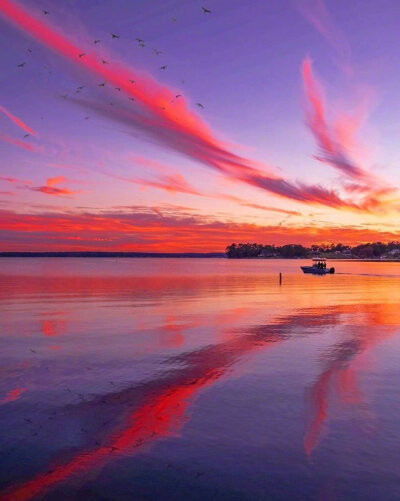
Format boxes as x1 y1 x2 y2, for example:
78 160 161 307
0 103 36 135
296 0 352 74
0 0 379 213
28 177 81 197
0 132 38 152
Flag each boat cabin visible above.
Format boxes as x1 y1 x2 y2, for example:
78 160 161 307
312 258 326 270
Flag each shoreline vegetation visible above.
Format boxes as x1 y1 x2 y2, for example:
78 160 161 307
226 242 400 260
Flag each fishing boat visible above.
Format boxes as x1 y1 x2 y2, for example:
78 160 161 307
301 258 335 275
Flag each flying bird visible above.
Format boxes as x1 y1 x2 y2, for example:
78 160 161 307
196 102 204 108
115 87 121 91
84 116 90 120
128 79 135 84
135 38 144 43
202 6 211 13
94 39 101 44
160 65 167 70
129 97 135 101
77 86 84 90
139 42 146 48
43 10 49 15
111 33 120 39
154 49 162 55
98 82 106 87
78 53 85 58
17 62 26 67
172 17 177 22
24 134 29 138
102 59 108 64
27 48 32 53
175 94 181 98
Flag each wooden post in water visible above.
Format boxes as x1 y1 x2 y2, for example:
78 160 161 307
279 272 282 285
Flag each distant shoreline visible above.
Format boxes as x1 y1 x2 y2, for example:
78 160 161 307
0 252 226 258
0 252 399 262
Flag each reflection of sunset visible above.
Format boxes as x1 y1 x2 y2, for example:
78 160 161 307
0 387 26 405
305 303 400 457
4 297 400 498
41 312 67 337
2 260 400 499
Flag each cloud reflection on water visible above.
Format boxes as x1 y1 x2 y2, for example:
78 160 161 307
2 301 399 500
1 261 400 500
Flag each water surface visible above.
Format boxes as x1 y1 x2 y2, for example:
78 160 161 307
1 258 400 500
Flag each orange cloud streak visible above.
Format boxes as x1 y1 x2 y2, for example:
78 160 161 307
0 132 37 152
0 103 36 135
28 177 80 197
303 58 373 183
0 0 376 212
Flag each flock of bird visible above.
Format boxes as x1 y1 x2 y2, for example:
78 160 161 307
6 4 214 490
15 4 212 132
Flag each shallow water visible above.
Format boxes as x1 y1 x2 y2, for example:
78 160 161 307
1 258 400 500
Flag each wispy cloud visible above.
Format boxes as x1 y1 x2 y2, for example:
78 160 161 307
28 177 80 197
0 103 36 135
0 175 32 184
301 57 399 215
99 166 202 197
296 0 352 74
0 132 38 152
0 0 375 213
302 57 374 182
219 194 301 216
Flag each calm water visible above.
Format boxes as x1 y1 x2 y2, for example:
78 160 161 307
1 258 400 501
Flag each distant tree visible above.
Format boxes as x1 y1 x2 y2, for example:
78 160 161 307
226 240 398 259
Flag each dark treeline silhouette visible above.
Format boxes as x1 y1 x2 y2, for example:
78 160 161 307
226 242 400 259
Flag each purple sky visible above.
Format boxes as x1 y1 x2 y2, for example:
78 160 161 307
1 0 400 251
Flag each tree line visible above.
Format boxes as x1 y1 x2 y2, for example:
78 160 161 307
225 242 400 259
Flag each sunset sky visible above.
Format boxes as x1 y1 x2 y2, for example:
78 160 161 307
1 0 400 251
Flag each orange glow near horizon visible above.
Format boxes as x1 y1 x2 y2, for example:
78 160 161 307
1 209 400 252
